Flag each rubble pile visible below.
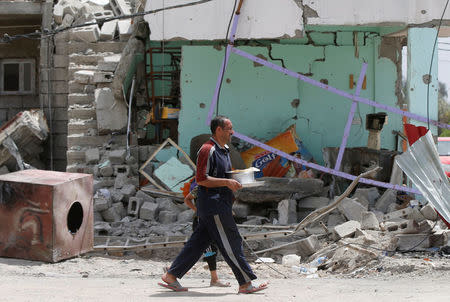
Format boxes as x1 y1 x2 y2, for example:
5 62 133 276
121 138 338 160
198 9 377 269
53 0 134 42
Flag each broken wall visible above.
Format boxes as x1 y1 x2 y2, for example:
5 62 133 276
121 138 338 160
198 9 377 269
177 29 405 164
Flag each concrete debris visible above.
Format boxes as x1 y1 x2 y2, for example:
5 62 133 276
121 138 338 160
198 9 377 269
236 177 324 203
334 220 361 239
295 235 320 258
95 88 128 134
139 202 159 221
360 211 380 230
337 197 367 222
352 187 380 207
277 199 297 225
420 204 438 221
375 188 397 213
232 202 250 219
282 254 301 267
0 110 48 171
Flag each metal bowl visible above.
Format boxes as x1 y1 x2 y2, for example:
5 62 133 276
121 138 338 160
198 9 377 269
225 168 259 185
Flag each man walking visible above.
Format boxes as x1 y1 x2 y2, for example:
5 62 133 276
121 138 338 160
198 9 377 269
159 116 268 294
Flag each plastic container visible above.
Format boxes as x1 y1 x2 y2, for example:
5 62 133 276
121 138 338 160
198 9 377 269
310 256 327 267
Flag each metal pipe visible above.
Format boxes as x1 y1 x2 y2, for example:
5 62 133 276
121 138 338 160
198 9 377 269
126 76 136 159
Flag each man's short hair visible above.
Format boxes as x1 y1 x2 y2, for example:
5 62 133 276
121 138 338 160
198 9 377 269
210 115 229 134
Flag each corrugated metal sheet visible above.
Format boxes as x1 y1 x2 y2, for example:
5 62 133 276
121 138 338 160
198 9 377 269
396 131 450 225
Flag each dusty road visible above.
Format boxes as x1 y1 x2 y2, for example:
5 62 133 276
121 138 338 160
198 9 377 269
0 254 449 302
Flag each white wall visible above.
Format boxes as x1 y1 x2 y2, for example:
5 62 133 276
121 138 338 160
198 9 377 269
144 0 303 40
304 0 450 26
144 0 450 41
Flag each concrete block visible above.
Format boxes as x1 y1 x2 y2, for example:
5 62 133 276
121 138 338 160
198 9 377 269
353 187 380 207
327 212 346 227
407 207 426 223
334 220 361 239
100 20 118 41
110 0 131 16
94 197 110 212
53 4 64 25
93 71 114 83
93 10 114 20
297 196 329 209
114 173 129 189
354 228 377 244
113 165 130 176
99 160 114 177
138 145 149 162
360 211 380 230
337 197 367 222
70 25 100 43
295 235 320 258
375 189 397 213
139 201 159 221
62 13 75 28
110 189 124 203
112 202 126 219
159 210 178 224
177 210 194 223
120 184 136 199
430 232 448 247
232 202 250 219
98 54 121 71
281 254 301 267
386 202 398 214
383 207 413 221
127 197 143 216
94 211 104 222
135 190 156 203
74 70 95 84
420 204 438 221
277 199 297 225
118 20 132 41
101 207 121 222
109 149 126 164
85 148 100 164
95 88 128 134
154 157 194 192
157 197 182 215
395 234 430 250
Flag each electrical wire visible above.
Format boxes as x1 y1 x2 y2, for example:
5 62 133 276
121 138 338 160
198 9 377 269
0 0 214 43
426 0 450 130
215 0 238 116
242 236 288 278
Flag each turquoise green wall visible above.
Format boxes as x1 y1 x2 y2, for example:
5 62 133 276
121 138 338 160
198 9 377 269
407 28 438 135
178 30 406 164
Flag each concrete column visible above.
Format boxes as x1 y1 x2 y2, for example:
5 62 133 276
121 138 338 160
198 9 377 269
407 27 438 134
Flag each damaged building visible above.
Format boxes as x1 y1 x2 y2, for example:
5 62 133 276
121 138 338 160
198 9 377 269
0 0 449 273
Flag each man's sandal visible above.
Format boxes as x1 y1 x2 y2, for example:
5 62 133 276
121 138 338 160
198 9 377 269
238 282 268 294
157 280 188 292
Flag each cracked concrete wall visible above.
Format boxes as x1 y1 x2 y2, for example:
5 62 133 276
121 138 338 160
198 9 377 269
144 0 450 41
177 31 404 163
144 0 304 40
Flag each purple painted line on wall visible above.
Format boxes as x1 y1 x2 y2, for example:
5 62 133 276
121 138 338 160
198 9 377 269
206 14 241 126
334 63 368 171
230 47 450 130
233 131 420 194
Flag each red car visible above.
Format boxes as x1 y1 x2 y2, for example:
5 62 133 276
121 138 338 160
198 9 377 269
437 137 450 177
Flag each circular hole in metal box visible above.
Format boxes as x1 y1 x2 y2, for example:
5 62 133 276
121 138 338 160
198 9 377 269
67 201 83 234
